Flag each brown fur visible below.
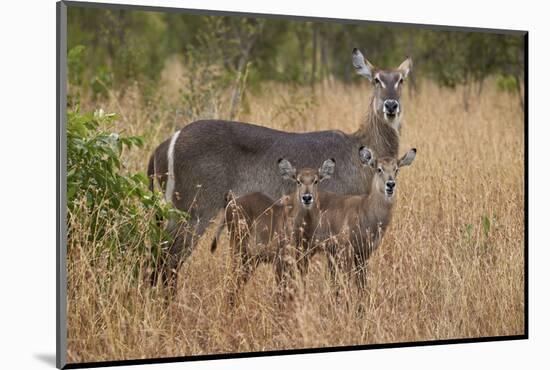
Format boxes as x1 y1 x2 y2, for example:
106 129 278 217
352 95 400 158
210 161 334 306
222 192 296 305
297 148 417 292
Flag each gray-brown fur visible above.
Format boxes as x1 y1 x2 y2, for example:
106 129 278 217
210 160 335 305
301 147 417 292
148 48 412 287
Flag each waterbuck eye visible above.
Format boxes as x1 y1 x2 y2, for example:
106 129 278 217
314 179 318 184
377 168 383 173
399 78 404 85
374 77 381 85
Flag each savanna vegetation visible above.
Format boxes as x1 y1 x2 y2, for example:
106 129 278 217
65 6 525 363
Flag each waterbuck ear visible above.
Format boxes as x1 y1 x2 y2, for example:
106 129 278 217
352 48 374 81
359 146 375 167
398 57 413 79
278 158 296 180
319 158 336 181
398 148 417 167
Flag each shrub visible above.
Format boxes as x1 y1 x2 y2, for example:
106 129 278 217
496 74 518 93
66 107 187 272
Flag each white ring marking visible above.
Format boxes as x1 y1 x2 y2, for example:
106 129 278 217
165 130 181 203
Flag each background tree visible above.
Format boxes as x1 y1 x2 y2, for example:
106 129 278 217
67 7 525 111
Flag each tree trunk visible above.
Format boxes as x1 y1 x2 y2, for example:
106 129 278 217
321 33 329 81
229 56 249 120
229 22 262 120
310 24 318 88
406 33 419 98
462 80 472 112
477 77 485 97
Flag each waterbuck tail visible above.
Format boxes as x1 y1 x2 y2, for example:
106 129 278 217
210 192 233 253
147 153 155 192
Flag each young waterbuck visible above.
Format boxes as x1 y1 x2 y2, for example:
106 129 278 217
303 147 417 293
148 48 412 287
210 158 335 305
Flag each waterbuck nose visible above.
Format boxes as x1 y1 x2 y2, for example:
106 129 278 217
386 181 396 190
302 194 313 204
384 99 399 114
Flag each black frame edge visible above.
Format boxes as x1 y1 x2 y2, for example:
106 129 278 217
523 32 529 338
57 1 68 369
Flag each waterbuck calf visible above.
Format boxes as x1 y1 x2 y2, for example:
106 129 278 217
306 147 417 293
210 158 335 305
148 48 412 287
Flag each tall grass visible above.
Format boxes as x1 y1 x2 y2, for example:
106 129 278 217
67 59 524 363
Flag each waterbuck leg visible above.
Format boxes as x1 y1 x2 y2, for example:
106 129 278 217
297 246 310 278
163 217 209 291
350 245 369 316
327 246 342 299
275 244 298 308
353 245 369 293
227 254 255 308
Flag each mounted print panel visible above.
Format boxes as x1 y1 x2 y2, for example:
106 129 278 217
57 1 527 368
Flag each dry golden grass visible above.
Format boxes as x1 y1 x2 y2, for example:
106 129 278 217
67 61 524 363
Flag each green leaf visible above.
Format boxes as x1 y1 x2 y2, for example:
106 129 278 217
482 215 491 236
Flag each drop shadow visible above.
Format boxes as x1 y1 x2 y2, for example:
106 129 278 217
34 353 57 367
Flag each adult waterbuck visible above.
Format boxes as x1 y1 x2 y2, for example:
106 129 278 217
148 48 412 287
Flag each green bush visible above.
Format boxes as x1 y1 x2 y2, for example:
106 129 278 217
67 44 86 87
68 8 167 96
67 107 187 267
89 65 114 99
496 74 518 93
68 45 114 102
67 108 142 208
